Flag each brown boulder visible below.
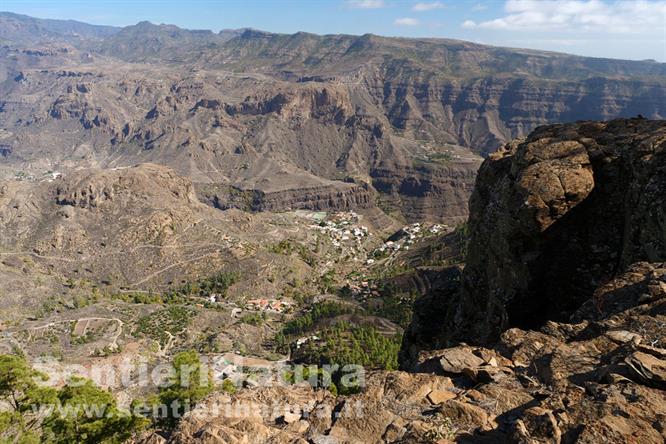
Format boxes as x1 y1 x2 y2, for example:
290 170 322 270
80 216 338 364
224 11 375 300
625 351 666 389
438 346 484 374
437 399 491 430
427 389 457 405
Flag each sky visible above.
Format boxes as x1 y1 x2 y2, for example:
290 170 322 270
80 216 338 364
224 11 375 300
2 0 665 61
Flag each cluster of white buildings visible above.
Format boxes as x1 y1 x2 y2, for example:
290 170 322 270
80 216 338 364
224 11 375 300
43 171 62 182
367 223 450 265
13 170 64 183
211 353 284 388
312 212 370 248
429 224 445 234
13 171 35 181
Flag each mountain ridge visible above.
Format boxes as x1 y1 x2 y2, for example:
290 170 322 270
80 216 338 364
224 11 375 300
3 11 666 70
1 12 665 222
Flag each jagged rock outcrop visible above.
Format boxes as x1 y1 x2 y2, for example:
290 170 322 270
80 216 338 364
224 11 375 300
402 118 666 359
154 371 464 444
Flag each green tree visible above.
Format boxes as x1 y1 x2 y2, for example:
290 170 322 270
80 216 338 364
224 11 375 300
43 378 148 444
0 355 146 444
151 350 213 429
220 379 237 395
0 354 57 443
296 322 401 370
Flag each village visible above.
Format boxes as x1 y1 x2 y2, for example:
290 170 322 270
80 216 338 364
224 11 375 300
310 211 370 249
181 210 456 342
347 221 454 302
224 212 454 309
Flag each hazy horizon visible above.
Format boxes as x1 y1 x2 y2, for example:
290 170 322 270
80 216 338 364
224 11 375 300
3 0 666 62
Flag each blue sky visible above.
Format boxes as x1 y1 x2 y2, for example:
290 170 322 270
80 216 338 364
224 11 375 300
2 0 665 61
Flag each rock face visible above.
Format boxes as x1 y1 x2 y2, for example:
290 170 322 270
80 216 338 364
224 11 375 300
403 118 666 356
196 181 373 213
371 162 478 222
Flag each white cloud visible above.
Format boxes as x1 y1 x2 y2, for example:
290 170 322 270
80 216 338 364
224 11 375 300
471 3 488 11
462 0 666 34
412 1 445 11
394 17 421 26
346 0 386 9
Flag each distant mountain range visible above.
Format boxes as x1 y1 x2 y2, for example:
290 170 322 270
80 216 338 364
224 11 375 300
0 11 119 45
1 11 665 221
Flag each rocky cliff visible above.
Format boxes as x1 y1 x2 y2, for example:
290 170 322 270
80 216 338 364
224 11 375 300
196 181 373 213
402 117 666 358
100 27 666 154
371 161 479 222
